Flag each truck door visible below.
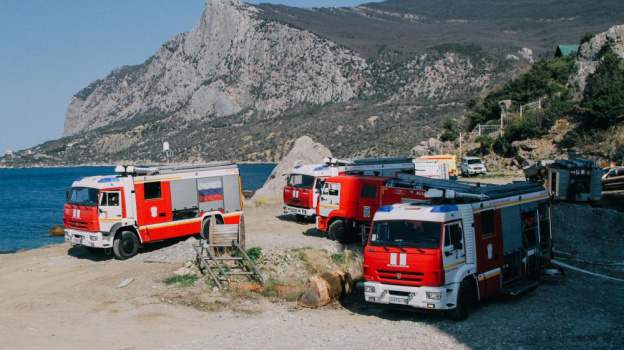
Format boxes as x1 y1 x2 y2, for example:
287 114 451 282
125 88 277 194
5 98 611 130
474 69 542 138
136 181 172 241
98 190 122 233
319 181 340 217
357 183 379 220
442 222 466 281
475 210 503 297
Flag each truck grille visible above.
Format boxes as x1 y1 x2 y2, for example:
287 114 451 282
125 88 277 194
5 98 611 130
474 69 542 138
68 220 88 229
377 269 424 283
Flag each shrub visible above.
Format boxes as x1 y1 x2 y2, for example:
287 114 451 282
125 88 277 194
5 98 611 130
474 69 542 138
474 135 495 155
245 247 262 262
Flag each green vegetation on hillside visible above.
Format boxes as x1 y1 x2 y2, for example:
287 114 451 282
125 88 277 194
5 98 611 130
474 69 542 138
467 54 576 131
460 35 624 161
582 47 624 128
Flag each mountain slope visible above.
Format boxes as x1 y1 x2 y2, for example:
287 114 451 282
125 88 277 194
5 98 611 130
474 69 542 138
257 0 624 57
4 0 624 167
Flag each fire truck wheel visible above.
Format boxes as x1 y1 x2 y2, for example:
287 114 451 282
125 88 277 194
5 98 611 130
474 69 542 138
113 231 139 260
328 220 350 243
449 279 473 321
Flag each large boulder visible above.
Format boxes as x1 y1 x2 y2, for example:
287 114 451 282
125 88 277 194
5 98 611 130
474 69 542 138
410 138 447 158
250 136 332 205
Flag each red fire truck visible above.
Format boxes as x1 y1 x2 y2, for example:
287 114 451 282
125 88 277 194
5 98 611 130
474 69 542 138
316 175 428 243
283 157 415 221
363 174 553 320
64 163 243 260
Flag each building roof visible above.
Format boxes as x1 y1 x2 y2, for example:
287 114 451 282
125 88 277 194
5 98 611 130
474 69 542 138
555 45 580 57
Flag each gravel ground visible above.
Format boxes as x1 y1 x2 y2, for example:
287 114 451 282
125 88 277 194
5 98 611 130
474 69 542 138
155 202 624 350
3 190 624 350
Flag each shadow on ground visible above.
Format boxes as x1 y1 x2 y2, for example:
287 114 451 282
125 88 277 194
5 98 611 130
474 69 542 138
67 235 195 262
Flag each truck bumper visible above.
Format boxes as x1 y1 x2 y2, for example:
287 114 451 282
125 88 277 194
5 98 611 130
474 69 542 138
283 205 315 217
65 228 114 249
363 281 457 311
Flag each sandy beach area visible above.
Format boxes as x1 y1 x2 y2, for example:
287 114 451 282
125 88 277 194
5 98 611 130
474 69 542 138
2 180 624 349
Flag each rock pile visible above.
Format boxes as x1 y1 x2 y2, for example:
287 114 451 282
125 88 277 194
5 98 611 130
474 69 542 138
250 136 331 205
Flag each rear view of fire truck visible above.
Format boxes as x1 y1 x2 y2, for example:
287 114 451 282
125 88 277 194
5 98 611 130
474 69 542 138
363 174 552 320
64 163 243 260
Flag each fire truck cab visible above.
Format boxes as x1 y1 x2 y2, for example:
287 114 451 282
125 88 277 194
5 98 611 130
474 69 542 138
363 175 552 320
283 164 333 220
64 163 243 260
283 157 415 221
316 174 428 243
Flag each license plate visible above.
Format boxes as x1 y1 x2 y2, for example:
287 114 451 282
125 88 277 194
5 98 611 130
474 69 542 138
389 297 408 305
70 236 83 244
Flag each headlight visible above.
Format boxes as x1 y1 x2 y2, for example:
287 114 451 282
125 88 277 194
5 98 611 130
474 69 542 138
90 236 98 241
364 286 376 293
426 291 442 300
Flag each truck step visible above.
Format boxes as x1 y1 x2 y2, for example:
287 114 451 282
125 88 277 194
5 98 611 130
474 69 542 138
500 280 539 296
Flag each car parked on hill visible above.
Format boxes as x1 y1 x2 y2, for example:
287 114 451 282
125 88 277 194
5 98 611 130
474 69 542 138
460 156 487 176
602 166 624 191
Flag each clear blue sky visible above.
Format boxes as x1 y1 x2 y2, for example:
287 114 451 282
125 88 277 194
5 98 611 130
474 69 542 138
0 0 382 156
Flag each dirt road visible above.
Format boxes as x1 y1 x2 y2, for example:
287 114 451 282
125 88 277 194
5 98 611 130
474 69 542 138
2 197 623 349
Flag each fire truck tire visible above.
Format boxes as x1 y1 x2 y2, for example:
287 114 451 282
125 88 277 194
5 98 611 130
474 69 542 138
113 231 139 260
449 279 473 321
328 220 351 243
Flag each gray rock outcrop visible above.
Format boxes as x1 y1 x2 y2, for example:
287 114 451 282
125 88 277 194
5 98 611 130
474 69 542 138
250 136 331 205
63 0 367 137
569 25 624 97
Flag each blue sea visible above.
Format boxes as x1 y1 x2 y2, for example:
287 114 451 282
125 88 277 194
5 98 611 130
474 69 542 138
0 164 275 252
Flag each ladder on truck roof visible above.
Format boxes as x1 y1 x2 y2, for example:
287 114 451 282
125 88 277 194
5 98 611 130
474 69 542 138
390 173 546 202
116 162 236 176
323 157 414 167
191 218 264 290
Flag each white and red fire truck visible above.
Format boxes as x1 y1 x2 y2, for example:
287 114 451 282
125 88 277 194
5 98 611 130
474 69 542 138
316 175 429 243
64 163 243 260
363 174 553 320
283 157 415 221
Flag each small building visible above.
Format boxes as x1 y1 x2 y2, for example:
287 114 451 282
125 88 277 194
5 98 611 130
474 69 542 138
555 44 580 58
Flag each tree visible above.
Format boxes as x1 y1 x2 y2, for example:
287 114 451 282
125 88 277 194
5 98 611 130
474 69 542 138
440 118 459 142
580 32 595 45
582 51 624 128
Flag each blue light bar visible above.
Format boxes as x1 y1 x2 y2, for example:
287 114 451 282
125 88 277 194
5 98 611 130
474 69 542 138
431 205 458 213
98 177 120 183
377 205 394 212
313 166 329 171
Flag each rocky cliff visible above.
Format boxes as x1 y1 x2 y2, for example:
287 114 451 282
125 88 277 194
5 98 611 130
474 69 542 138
63 0 368 137
569 25 624 96
8 0 622 167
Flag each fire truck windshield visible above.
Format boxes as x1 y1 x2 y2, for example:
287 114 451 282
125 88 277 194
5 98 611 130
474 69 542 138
369 220 442 249
287 174 315 189
67 187 100 207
